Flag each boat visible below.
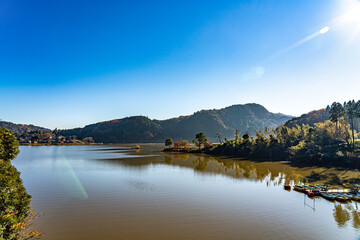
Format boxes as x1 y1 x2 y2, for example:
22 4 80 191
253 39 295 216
320 192 335 201
315 184 339 190
350 194 360 201
343 183 360 189
303 185 322 195
293 185 306 192
333 193 349 202
307 191 315 197
315 184 327 190
338 193 354 201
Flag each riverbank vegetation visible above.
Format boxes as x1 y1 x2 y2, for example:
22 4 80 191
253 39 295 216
164 100 360 169
0 127 42 239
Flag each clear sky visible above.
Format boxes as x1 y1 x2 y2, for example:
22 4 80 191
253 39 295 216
1 0 360 129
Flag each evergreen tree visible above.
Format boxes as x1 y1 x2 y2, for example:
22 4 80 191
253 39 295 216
0 127 19 162
193 132 208 150
329 102 345 137
344 100 360 148
165 138 173 149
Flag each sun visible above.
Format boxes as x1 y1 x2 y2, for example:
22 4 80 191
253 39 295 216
341 0 360 24
335 0 360 41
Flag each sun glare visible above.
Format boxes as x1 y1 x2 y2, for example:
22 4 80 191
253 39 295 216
335 0 360 41
342 0 360 24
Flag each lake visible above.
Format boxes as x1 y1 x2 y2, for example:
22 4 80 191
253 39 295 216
12 144 360 240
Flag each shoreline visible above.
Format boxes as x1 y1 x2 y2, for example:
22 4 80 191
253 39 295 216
163 147 360 171
20 143 103 146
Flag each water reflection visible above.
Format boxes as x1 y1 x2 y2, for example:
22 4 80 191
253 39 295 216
334 204 352 228
98 148 360 187
94 146 360 232
13 145 360 240
332 203 360 230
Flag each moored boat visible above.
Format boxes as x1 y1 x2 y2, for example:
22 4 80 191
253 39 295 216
333 193 349 202
344 183 360 188
320 192 335 201
350 194 360 201
337 193 353 200
293 185 306 193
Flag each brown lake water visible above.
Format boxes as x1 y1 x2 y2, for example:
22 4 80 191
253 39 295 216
13 144 360 240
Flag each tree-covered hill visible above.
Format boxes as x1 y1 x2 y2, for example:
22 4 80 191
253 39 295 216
0 121 51 135
283 108 360 131
59 103 291 143
283 109 330 128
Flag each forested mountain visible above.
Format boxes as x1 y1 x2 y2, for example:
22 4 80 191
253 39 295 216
59 103 291 143
283 109 330 128
0 121 51 135
283 108 360 131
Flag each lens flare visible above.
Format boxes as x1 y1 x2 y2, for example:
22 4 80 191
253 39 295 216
265 26 329 62
58 157 88 199
320 26 330 34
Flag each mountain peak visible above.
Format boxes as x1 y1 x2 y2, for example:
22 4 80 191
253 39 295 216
59 103 291 143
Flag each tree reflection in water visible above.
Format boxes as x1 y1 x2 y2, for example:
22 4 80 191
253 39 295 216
163 153 360 187
94 147 360 233
163 152 360 230
332 203 360 229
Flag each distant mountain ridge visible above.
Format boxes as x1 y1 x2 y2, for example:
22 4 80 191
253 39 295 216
3 104 359 144
0 121 51 135
59 103 291 143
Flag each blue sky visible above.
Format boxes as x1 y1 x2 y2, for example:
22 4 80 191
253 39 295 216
1 0 360 129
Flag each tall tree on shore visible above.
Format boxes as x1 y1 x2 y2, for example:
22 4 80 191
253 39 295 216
0 127 19 161
165 138 173 149
193 132 208 150
344 100 360 148
215 132 223 144
180 140 189 149
329 102 345 137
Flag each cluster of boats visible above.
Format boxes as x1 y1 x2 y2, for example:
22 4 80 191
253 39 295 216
286 184 360 202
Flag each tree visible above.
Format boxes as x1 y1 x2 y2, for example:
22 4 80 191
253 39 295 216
235 130 240 141
173 142 181 149
344 100 360 148
0 127 19 162
329 102 345 137
242 133 250 140
82 137 94 143
193 132 208 150
215 132 223 144
0 128 33 239
180 140 189 149
165 138 173 149
0 162 32 239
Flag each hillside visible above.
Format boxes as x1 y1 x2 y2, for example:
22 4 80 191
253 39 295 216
59 103 291 143
283 109 330 128
0 121 51 135
283 108 360 131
